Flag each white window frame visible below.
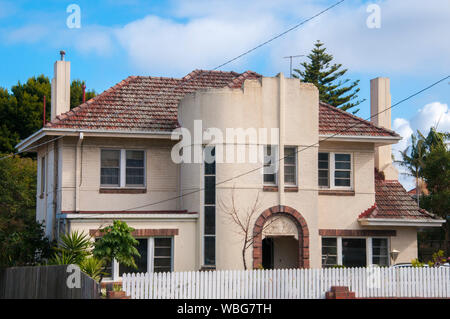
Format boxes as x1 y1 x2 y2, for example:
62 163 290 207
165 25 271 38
318 152 353 190
263 145 278 186
100 149 146 188
284 146 297 186
321 236 390 268
112 236 174 281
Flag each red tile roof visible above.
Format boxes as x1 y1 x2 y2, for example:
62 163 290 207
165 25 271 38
359 175 436 220
319 102 398 137
46 70 398 138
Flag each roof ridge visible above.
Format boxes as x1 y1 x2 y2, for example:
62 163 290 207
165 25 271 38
46 75 138 127
319 101 399 137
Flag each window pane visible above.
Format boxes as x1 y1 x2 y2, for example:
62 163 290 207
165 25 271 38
154 247 171 256
319 178 329 187
319 170 328 178
205 206 215 235
335 154 350 162
335 179 350 187
119 239 147 275
372 238 389 266
322 238 337 267
155 237 172 247
319 153 329 161
204 147 215 175
318 161 329 169
154 237 172 273
335 171 350 179
335 162 351 170
264 173 275 183
342 238 366 267
126 151 144 185
204 176 216 204
318 153 329 187
204 236 215 265
101 150 121 186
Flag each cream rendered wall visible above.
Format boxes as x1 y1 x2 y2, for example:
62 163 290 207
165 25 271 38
390 227 418 263
178 75 321 270
69 219 198 272
59 137 180 212
318 141 376 230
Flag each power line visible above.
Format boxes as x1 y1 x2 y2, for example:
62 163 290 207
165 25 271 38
119 74 449 211
91 0 346 127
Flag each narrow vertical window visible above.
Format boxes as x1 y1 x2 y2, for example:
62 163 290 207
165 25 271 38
334 153 351 187
40 156 46 195
204 146 216 266
126 150 145 186
101 150 120 186
321 237 337 267
263 145 277 185
153 237 173 273
372 238 389 266
284 146 297 185
318 152 329 187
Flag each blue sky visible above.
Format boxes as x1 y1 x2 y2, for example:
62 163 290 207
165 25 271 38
0 0 449 189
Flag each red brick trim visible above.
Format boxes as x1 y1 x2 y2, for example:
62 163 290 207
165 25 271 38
263 186 278 192
90 228 179 237
319 190 355 196
319 229 396 237
99 188 147 194
284 186 299 192
253 205 309 269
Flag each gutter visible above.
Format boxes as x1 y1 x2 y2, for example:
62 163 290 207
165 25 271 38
16 128 181 152
358 217 446 227
58 213 199 220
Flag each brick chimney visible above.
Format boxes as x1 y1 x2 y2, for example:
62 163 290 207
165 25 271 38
51 50 70 120
370 77 398 180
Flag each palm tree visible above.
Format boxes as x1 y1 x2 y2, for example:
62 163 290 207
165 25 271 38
396 134 427 205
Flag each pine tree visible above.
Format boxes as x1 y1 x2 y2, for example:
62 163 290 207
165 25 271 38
293 40 364 113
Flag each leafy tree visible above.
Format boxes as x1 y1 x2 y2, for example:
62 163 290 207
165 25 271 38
93 220 140 282
0 155 52 266
293 40 364 113
0 76 95 154
53 231 92 265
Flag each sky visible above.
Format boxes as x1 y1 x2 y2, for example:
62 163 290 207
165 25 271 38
0 0 449 190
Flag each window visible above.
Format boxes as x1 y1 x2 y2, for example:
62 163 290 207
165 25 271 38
204 146 216 266
284 147 297 185
318 153 329 187
100 149 145 187
372 238 389 266
322 238 337 267
263 145 277 185
321 237 390 268
334 154 351 187
40 156 46 194
126 150 145 186
117 237 173 277
318 152 352 189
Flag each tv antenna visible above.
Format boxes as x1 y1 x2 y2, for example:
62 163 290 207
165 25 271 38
283 55 304 78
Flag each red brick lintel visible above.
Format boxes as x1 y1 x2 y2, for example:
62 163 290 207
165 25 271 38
319 229 396 237
90 228 179 237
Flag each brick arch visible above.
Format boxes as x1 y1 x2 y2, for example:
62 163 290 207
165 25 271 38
253 205 309 269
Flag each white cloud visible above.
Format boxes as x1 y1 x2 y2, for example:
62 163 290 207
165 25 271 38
392 101 449 190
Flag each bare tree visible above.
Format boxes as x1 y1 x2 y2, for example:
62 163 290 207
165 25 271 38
219 187 282 270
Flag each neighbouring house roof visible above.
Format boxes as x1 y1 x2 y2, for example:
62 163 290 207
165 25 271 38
358 171 437 221
43 69 399 138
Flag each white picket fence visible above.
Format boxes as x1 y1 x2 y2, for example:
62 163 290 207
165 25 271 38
122 267 450 299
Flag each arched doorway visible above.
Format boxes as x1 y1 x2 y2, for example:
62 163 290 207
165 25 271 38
253 205 309 269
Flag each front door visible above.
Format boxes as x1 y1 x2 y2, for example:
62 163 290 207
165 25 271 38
262 238 274 269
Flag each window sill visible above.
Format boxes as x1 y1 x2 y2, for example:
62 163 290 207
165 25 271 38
318 189 355 196
263 185 278 192
99 188 147 194
200 265 216 271
284 186 298 192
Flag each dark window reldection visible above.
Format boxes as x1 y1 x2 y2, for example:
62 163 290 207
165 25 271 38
321 238 337 267
334 153 351 187
318 152 329 187
342 238 366 267
126 150 145 186
119 238 148 276
284 146 297 185
204 146 216 266
101 149 145 187
101 150 121 186
153 237 173 273
264 145 277 185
